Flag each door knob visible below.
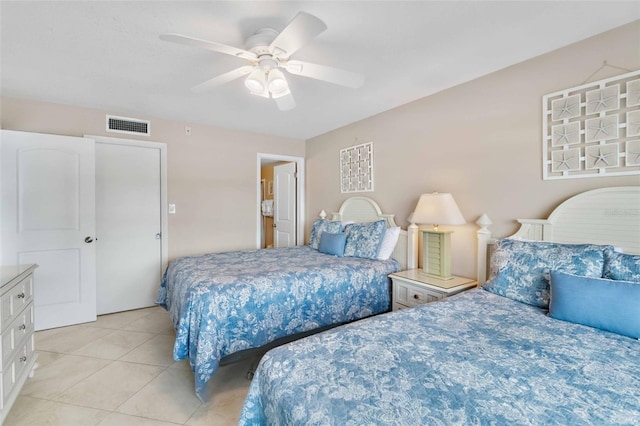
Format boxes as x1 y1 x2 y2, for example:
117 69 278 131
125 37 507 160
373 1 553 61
84 236 94 243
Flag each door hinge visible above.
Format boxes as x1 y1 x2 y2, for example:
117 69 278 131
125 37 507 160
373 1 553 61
294 172 298 179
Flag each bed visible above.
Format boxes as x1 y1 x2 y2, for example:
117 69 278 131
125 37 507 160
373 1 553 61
156 197 409 400
239 186 640 425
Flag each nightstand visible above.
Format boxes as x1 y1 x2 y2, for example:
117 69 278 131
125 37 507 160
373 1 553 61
389 269 477 311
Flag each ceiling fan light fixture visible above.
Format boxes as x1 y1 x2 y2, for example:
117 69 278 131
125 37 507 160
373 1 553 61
244 69 267 93
267 69 289 98
162 12 362 111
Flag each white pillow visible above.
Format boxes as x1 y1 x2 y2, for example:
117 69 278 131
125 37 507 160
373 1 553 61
377 227 400 260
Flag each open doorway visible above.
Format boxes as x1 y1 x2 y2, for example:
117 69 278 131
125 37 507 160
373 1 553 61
257 153 305 249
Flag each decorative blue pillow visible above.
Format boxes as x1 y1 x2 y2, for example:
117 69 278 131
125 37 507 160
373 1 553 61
318 232 347 257
603 247 640 283
549 270 640 339
343 220 387 260
483 239 609 308
308 219 342 250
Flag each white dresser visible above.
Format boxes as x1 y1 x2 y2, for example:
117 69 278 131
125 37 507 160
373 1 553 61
0 264 37 424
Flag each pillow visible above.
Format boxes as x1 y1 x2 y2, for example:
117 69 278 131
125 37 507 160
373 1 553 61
483 239 609 308
318 232 347 257
603 247 640 282
343 220 387 260
377 227 401 260
549 270 640 339
308 219 342 250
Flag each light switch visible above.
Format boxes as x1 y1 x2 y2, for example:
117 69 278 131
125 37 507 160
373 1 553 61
169 204 176 214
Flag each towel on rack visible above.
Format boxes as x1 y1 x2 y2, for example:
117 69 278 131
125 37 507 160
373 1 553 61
262 200 274 217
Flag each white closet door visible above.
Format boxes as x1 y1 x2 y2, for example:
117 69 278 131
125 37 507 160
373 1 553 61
274 162 297 248
95 141 162 315
1 130 97 330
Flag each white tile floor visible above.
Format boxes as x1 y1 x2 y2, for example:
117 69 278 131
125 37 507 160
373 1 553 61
5 306 252 426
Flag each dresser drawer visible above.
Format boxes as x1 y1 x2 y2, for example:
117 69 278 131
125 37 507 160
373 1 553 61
0 265 38 420
1 335 35 407
394 281 443 308
1 304 34 367
0 275 33 333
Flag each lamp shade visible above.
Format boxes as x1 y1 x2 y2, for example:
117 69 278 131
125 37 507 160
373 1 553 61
411 192 465 226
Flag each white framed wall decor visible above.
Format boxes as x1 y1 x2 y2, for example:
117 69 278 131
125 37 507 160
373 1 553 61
542 69 640 180
340 141 374 193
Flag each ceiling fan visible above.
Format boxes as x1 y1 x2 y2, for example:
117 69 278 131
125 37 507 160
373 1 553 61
160 12 364 111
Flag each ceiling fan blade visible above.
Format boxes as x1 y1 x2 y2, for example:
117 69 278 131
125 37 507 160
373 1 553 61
191 66 255 93
285 60 364 88
160 33 257 61
275 92 296 111
269 12 327 58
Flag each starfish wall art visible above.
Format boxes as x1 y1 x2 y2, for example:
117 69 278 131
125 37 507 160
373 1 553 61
542 69 640 180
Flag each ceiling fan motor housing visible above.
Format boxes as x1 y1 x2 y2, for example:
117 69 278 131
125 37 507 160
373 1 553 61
257 57 278 73
245 28 279 56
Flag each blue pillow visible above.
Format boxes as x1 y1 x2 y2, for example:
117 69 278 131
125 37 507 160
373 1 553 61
483 239 609 308
549 270 640 339
318 232 347 257
343 220 387 260
308 219 342 250
603 247 640 283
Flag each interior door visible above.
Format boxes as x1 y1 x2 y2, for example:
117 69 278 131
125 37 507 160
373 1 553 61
95 141 162 315
274 162 297 247
1 130 97 330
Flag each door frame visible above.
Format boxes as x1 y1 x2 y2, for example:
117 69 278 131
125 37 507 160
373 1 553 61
86 135 169 275
256 153 305 248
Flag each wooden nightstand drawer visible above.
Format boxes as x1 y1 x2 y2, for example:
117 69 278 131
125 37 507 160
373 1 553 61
394 281 442 308
390 269 477 311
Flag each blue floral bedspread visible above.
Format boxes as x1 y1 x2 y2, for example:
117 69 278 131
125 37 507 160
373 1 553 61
240 289 640 425
156 245 399 399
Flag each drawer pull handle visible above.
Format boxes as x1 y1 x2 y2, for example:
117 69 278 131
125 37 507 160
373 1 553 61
413 294 420 300
18 324 26 331
16 292 25 299
19 356 27 363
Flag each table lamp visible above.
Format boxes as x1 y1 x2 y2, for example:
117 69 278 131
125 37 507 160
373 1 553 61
410 192 465 280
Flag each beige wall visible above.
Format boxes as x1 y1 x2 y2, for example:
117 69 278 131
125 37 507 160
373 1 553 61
306 21 640 279
0 97 304 260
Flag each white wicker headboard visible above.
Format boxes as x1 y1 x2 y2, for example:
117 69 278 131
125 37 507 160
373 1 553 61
476 186 640 284
319 197 409 270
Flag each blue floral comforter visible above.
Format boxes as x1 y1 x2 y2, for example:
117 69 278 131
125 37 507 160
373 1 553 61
240 289 640 425
156 245 399 399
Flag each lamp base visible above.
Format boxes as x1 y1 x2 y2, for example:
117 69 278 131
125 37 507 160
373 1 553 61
421 229 454 280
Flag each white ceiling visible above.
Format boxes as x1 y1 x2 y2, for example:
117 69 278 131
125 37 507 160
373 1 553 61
1 1 639 140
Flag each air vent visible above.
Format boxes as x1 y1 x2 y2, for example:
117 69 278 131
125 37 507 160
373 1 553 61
106 115 150 136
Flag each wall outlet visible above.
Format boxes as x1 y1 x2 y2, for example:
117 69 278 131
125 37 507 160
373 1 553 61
168 204 176 214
